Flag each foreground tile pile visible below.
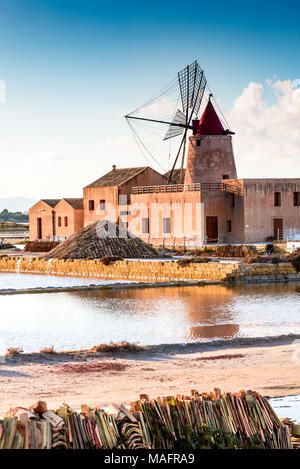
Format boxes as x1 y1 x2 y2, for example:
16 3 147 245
43 220 160 260
0 390 296 449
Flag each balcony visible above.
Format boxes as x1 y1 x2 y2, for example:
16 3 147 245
132 182 243 196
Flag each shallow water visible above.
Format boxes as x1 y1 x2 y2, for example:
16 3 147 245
269 395 300 423
0 282 299 352
0 272 132 290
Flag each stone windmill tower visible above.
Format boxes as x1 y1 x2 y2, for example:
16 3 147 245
184 98 237 185
125 60 237 186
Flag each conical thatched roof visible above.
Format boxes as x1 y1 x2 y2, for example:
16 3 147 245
44 220 160 259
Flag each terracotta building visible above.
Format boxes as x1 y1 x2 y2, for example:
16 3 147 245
29 99 300 246
54 198 84 241
29 198 83 241
29 199 60 241
83 166 166 228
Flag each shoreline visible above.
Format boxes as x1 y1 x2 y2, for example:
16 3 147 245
0 279 203 295
1 277 300 296
1 334 299 413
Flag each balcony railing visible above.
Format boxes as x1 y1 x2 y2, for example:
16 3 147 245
132 182 244 196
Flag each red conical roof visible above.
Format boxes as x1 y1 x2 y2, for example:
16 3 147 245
196 100 224 136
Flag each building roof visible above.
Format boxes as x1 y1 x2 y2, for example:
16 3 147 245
44 220 160 259
196 100 224 136
41 199 61 208
85 166 148 188
164 169 185 184
62 198 84 209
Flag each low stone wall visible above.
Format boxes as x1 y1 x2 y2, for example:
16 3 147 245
225 262 299 283
0 257 299 283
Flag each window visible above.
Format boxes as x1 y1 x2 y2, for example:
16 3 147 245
89 200 94 211
37 218 42 240
119 195 128 205
64 217 68 227
163 217 171 234
274 192 281 207
223 175 229 180
52 211 56 237
58 217 62 227
226 220 232 232
120 211 131 216
99 200 106 210
119 219 128 229
231 193 235 208
294 192 300 206
142 218 149 234
196 140 201 147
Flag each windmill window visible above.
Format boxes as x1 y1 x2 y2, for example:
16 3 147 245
223 175 229 180
89 200 95 211
163 217 171 234
274 192 281 207
99 200 106 210
64 217 68 227
231 193 235 208
58 217 62 227
142 218 149 234
294 192 300 206
226 220 232 232
196 140 201 147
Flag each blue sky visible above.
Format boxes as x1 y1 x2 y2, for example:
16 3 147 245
0 0 299 199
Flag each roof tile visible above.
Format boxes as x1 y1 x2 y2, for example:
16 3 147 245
85 167 148 188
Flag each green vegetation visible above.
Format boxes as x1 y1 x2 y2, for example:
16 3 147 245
0 209 29 223
264 243 283 254
289 249 300 272
0 243 15 250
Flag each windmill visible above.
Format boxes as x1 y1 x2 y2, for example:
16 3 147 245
125 60 233 184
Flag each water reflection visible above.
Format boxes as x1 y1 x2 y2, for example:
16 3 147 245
190 324 239 340
0 283 299 352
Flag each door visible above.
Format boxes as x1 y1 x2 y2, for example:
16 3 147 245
37 218 42 240
206 216 218 243
273 218 283 241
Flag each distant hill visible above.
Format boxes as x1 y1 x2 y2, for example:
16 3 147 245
0 197 37 212
0 209 29 223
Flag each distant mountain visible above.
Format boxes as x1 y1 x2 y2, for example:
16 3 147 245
0 197 37 213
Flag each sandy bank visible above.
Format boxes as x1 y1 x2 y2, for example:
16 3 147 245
0 334 299 413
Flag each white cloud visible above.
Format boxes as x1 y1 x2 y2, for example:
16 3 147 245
227 79 300 177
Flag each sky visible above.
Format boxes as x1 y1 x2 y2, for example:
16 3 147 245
0 0 299 200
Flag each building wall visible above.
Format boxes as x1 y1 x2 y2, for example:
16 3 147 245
185 135 237 185
202 189 244 243
83 186 119 227
130 187 245 245
83 168 167 227
242 179 300 242
129 190 202 245
29 201 56 241
55 200 84 238
119 167 167 202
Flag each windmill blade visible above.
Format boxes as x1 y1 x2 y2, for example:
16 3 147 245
178 60 207 116
163 109 186 140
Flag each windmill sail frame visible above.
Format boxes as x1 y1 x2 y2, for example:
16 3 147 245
125 60 208 183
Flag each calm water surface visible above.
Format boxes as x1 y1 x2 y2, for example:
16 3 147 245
269 395 300 423
0 272 132 289
0 282 299 352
